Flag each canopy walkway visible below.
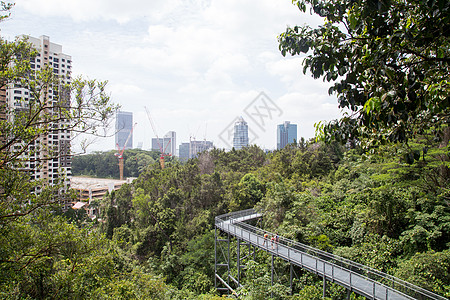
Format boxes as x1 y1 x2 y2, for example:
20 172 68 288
214 209 447 300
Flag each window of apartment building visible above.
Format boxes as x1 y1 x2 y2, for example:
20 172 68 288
53 58 59 62
14 90 21 94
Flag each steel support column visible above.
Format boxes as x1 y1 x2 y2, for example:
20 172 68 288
237 237 241 285
214 228 231 294
271 254 274 298
214 227 217 289
290 264 293 295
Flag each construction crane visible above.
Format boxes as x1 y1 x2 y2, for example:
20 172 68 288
115 122 137 180
145 106 171 169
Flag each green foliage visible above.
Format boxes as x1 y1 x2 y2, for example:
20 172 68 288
0 211 166 299
238 260 290 300
232 173 265 210
395 250 450 298
279 0 450 147
72 149 159 179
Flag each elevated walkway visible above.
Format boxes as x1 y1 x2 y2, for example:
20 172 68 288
215 209 446 300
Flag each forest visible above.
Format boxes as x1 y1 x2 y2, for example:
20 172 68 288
29 138 449 299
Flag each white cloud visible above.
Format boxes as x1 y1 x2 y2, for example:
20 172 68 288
18 0 180 23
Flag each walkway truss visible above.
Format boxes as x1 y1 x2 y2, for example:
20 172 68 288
214 209 447 300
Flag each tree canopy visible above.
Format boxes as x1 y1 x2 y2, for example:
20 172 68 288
278 0 449 147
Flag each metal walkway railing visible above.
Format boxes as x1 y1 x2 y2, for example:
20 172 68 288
215 209 447 300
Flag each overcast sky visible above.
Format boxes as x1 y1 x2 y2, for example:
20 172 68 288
1 0 343 152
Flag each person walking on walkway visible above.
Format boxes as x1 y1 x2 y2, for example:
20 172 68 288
274 233 279 249
263 231 269 247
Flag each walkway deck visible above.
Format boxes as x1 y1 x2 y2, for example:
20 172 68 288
215 209 446 300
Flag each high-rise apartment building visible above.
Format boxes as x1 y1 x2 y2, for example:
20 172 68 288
151 131 176 156
4 35 72 192
277 121 297 150
233 117 249 150
115 111 133 150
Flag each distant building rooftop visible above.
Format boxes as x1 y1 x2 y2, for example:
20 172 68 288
71 177 135 202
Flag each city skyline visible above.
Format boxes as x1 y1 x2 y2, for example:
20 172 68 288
1 1 344 152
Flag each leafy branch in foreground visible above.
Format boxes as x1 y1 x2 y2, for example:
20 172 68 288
279 0 449 147
0 35 119 222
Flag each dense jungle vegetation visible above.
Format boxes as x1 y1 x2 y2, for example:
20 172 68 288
2 136 450 299
69 137 449 299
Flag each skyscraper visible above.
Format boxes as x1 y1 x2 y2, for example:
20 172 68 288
151 131 176 156
4 35 72 192
277 121 297 150
163 131 176 156
233 117 249 150
115 111 133 150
